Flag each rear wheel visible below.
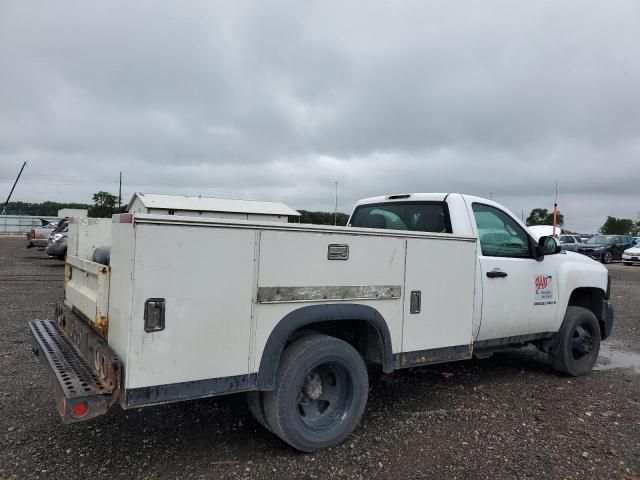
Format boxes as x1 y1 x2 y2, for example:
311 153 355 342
602 251 613 264
551 306 600 376
246 391 272 432
263 334 368 452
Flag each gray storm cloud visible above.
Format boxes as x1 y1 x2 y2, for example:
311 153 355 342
1 0 639 231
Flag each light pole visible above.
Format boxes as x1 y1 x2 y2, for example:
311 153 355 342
334 181 339 226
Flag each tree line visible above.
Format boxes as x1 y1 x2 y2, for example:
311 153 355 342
4 191 124 218
296 210 349 226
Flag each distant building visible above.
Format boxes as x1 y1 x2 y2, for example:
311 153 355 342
127 192 300 223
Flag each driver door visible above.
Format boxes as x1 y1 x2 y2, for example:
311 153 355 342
472 203 559 342
613 236 630 259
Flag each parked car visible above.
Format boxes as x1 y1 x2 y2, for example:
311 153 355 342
28 193 612 452
576 234 635 264
26 221 59 248
558 234 583 252
632 237 640 246
622 244 640 266
45 219 69 260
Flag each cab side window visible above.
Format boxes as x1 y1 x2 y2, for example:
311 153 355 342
472 203 531 258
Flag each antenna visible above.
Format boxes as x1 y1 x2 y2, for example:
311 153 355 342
552 180 558 237
2 161 27 215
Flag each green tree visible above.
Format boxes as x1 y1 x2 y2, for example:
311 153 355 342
599 216 634 235
88 191 118 218
526 208 564 227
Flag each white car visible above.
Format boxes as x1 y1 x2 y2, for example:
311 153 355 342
622 245 640 265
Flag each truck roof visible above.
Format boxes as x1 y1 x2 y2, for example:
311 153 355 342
354 193 450 206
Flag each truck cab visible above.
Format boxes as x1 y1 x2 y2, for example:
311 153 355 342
348 193 612 347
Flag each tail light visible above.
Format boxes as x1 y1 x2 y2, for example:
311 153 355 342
72 401 89 418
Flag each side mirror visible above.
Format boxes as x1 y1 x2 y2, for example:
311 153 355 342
535 236 561 261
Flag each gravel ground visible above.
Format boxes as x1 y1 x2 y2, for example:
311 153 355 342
0 237 638 480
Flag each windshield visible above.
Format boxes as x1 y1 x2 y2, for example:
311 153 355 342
52 219 69 234
349 202 451 233
587 235 614 245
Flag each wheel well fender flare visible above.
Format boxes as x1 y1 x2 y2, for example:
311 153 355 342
256 304 394 390
563 286 611 340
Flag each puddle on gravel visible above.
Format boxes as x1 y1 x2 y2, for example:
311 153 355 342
595 344 640 374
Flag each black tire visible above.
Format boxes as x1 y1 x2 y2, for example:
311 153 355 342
246 391 272 432
551 306 601 376
602 251 613 264
263 334 368 452
623 262 633 266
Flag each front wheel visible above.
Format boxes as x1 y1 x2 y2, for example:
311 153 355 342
263 334 369 452
551 306 601 376
602 251 613 264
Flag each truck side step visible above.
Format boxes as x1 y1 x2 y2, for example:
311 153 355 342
29 319 119 423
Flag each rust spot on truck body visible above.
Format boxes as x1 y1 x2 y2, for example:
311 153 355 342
397 345 473 369
94 314 108 339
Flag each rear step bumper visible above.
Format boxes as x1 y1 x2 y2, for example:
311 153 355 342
28 316 121 423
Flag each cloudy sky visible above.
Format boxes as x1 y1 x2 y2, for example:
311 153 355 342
1 1 639 232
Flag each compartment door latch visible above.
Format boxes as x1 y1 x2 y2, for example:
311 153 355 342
144 298 166 332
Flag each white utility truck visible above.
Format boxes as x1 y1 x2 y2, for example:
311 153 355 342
29 193 613 452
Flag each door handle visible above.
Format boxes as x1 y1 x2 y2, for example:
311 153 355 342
486 270 508 278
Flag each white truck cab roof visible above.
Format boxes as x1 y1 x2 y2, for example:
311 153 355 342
353 193 449 206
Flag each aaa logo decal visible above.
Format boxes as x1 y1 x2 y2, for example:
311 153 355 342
534 274 554 304
535 275 550 292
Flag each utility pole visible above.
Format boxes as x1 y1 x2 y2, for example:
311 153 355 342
2 161 27 215
334 181 339 226
118 171 122 209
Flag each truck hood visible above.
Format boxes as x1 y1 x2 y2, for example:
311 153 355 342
563 250 607 269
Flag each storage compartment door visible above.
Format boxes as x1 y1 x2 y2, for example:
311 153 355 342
126 224 256 389
400 238 476 366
